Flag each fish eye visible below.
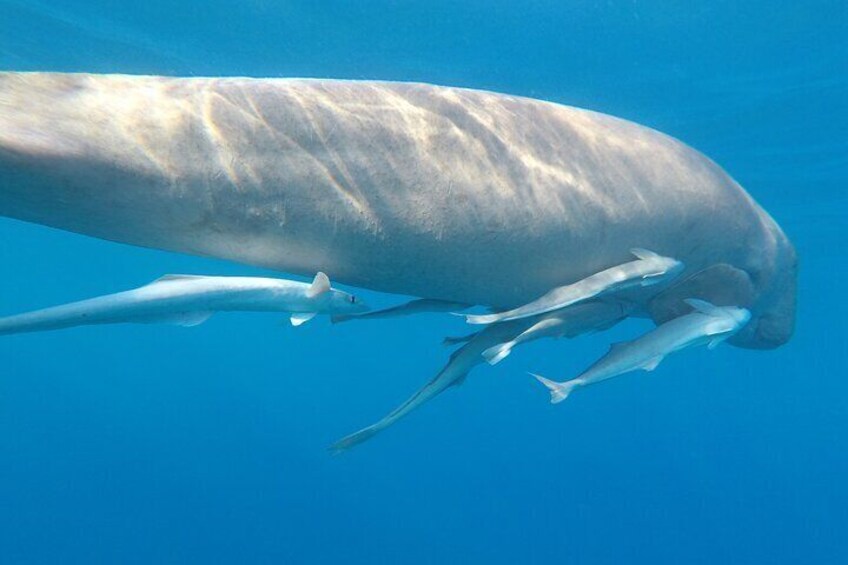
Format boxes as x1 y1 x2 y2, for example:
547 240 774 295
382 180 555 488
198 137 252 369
349 295 356 303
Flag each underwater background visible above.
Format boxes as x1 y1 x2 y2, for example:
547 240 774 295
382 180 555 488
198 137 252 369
0 1 845 563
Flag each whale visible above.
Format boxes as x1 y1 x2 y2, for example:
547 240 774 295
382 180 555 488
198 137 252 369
0 72 796 351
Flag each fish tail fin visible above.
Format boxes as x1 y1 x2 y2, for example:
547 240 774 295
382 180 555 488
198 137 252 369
482 341 514 365
530 373 578 404
329 426 380 454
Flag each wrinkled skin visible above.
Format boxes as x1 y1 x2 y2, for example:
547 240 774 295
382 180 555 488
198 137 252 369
0 73 797 348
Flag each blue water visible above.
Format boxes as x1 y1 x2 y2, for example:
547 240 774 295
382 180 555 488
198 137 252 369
0 2 845 563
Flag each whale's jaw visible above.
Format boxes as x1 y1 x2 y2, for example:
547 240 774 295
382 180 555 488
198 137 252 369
734 231 798 350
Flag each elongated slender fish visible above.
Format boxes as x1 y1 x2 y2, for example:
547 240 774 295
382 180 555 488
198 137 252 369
482 301 631 365
464 249 684 325
332 301 629 451
0 272 367 336
331 298 470 324
533 299 751 403
332 320 541 452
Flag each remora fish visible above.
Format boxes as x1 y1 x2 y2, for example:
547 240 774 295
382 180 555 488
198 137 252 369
465 249 683 325
330 319 536 452
0 272 367 335
482 301 631 365
533 299 751 403
332 298 470 324
332 301 628 451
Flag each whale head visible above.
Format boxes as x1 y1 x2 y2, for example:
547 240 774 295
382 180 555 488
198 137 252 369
647 218 797 351
729 223 798 350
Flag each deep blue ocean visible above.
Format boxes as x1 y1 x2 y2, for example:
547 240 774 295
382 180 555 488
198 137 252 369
0 2 845 563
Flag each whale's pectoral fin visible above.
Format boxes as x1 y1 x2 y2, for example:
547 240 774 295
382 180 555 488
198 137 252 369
648 263 754 325
137 310 214 327
290 312 317 326
306 272 331 298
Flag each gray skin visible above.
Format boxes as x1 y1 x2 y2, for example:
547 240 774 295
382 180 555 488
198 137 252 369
465 249 682 324
533 300 752 403
0 273 367 335
0 72 797 348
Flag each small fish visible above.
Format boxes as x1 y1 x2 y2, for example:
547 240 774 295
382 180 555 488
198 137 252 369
330 318 537 452
532 299 751 403
482 301 630 365
0 272 368 336
464 249 683 325
331 298 470 323
330 301 631 451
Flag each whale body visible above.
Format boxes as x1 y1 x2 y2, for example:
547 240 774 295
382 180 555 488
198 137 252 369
0 72 797 348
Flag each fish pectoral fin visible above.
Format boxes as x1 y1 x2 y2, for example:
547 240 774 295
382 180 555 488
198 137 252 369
707 336 729 350
290 312 318 326
631 248 660 260
463 312 500 325
306 272 331 298
137 310 214 327
641 356 664 371
482 342 513 365
641 271 666 282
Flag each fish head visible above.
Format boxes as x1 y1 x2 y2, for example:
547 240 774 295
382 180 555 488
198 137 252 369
659 256 686 280
329 289 370 314
716 305 752 332
641 255 686 286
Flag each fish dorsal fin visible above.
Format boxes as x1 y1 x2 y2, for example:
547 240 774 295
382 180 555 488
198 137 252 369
631 248 660 260
641 356 663 371
153 274 207 283
290 312 317 326
306 272 331 298
684 298 722 316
